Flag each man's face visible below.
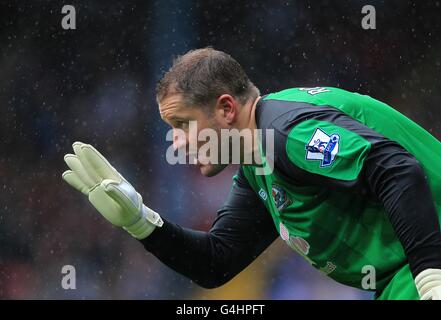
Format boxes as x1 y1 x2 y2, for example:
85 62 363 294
159 94 228 177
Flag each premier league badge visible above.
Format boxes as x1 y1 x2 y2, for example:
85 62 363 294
272 184 292 211
305 128 340 167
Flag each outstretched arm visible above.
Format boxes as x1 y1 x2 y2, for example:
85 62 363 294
140 167 279 288
61 145 278 289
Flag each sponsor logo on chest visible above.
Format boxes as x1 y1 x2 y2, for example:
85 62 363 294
279 222 310 256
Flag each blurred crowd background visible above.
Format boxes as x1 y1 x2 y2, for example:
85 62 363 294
1 0 441 299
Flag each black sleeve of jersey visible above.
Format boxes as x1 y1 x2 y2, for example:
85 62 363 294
257 99 441 278
139 167 278 289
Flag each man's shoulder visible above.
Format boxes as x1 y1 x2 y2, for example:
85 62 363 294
255 96 309 133
255 87 363 183
256 87 343 132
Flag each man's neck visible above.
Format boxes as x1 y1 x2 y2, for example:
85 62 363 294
236 95 262 165
237 95 261 131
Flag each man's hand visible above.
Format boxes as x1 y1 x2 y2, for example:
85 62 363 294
62 141 163 239
415 268 441 300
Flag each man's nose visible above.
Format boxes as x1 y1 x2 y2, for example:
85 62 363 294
173 129 188 151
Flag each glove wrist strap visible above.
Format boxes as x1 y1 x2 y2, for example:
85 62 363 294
415 268 441 299
123 205 163 240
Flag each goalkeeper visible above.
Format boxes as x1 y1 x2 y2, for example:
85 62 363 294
63 48 441 300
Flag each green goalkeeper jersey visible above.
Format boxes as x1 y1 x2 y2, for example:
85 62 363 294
143 86 441 299
240 87 441 293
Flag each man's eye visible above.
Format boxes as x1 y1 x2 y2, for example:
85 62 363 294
176 121 189 130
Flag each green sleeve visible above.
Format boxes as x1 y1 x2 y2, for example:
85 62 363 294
286 119 371 181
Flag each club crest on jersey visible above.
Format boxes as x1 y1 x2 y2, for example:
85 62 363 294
272 184 292 211
305 128 340 167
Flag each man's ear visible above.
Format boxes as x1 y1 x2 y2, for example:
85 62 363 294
216 94 236 125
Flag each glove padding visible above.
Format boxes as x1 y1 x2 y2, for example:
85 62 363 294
62 141 163 239
415 268 441 300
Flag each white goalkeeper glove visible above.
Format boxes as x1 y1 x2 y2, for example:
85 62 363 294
62 141 163 239
415 268 441 300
